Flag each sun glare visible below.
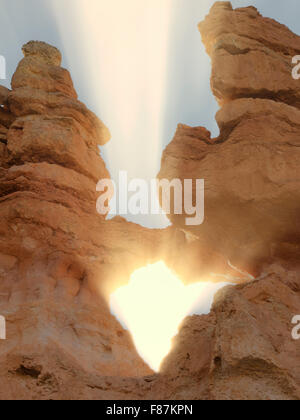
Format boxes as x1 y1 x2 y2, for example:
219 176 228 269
51 0 173 228
110 262 229 372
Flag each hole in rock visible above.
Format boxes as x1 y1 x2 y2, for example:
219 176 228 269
110 261 230 372
16 365 42 379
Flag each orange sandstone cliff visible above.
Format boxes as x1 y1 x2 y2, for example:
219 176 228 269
0 40 167 398
0 2 299 400
159 1 300 277
155 2 300 400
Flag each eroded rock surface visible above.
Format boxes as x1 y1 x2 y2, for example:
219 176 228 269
154 265 300 400
158 2 300 276
153 2 300 401
0 41 170 390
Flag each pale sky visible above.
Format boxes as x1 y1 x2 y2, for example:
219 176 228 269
1 0 299 227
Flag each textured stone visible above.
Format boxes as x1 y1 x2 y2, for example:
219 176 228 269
22 41 62 66
156 265 300 400
0 107 15 129
12 57 77 98
0 41 159 386
7 116 110 182
150 2 300 401
8 88 110 146
0 85 10 106
199 2 300 107
158 5 300 276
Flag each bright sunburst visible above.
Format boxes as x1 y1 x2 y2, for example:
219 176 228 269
110 262 229 371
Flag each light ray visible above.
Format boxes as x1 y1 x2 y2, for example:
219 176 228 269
51 0 173 227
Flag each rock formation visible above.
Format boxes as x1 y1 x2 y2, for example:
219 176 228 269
0 2 300 400
0 40 176 398
155 264 300 400
154 2 300 400
158 1 300 277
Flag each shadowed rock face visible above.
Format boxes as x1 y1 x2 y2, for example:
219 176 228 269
158 2 300 276
0 3 300 401
155 265 300 400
